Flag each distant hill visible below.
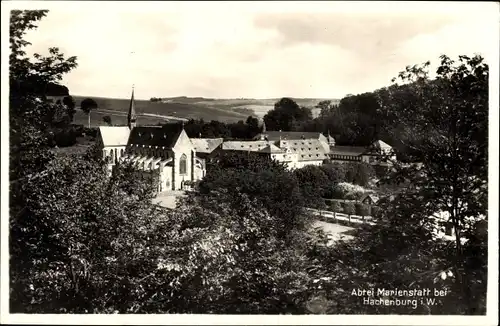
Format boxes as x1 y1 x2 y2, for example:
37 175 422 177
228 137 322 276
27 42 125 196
71 95 340 126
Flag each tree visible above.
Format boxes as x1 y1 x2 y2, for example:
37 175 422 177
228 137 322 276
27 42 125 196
355 203 370 220
345 162 375 187
376 55 488 313
102 115 112 126
263 97 313 131
80 98 98 128
200 151 307 242
320 162 347 184
329 201 342 220
293 165 329 208
343 202 355 222
245 115 260 138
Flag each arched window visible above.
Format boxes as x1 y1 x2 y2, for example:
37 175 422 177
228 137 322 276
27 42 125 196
110 149 114 163
114 149 118 163
179 154 187 175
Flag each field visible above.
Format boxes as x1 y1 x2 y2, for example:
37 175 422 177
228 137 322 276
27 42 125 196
71 95 340 125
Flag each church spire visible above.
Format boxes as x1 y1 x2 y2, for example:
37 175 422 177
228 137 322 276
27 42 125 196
128 85 136 129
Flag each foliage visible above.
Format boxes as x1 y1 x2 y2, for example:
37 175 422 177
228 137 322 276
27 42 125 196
263 97 313 132
80 98 98 113
345 162 375 187
182 117 262 140
375 54 488 314
329 201 342 213
319 162 347 184
343 202 355 217
355 203 370 217
200 151 308 241
102 115 112 126
305 55 489 315
293 165 329 207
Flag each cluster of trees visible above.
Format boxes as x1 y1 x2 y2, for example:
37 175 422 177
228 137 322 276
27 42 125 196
9 10 488 315
291 162 376 208
180 115 263 140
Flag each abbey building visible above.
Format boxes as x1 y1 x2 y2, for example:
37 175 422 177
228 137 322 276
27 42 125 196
97 88 396 194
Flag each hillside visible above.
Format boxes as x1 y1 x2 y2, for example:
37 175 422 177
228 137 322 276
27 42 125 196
71 95 340 126
158 97 341 118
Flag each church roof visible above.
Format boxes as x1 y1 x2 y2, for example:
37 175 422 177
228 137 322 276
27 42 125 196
128 124 184 148
190 138 224 153
98 126 131 146
128 87 136 122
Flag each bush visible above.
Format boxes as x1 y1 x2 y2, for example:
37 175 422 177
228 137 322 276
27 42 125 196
371 206 381 218
329 201 342 213
343 202 355 217
345 162 375 187
355 203 370 217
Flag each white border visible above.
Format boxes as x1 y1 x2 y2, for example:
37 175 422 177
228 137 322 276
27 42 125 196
1 1 498 325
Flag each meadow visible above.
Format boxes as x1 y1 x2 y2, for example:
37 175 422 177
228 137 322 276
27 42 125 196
71 95 340 126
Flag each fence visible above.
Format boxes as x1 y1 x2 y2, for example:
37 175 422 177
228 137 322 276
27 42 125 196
306 208 377 227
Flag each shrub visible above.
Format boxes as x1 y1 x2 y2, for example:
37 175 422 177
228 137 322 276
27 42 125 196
355 203 370 217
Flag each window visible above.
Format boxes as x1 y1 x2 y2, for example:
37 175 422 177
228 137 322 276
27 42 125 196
120 149 124 157
110 149 114 163
179 154 187 174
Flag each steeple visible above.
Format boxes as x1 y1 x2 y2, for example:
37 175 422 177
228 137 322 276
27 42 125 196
128 85 137 129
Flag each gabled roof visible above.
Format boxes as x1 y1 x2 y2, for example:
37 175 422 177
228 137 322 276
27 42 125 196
372 140 392 150
254 131 324 141
190 138 224 153
222 140 270 151
329 145 367 156
128 124 184 148
278 138 329 161
98 126 131 146
259 144 285 153
361 194 379 204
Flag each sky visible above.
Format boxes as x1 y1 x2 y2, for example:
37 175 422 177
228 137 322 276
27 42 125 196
15 1 499 100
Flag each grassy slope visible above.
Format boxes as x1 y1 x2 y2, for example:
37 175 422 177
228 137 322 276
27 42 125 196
72 95 341 126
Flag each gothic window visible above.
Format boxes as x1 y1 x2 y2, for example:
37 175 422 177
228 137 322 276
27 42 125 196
110 149 114 163
179 154 187 175
115 149 118 163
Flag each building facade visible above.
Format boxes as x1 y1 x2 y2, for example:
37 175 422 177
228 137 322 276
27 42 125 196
97 88 206 192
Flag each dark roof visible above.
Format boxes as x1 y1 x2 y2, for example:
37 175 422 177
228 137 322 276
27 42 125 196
329 146 367 156
128 124 183 148
255 131 323 141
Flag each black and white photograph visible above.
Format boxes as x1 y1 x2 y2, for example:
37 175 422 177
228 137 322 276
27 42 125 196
1 1 498 325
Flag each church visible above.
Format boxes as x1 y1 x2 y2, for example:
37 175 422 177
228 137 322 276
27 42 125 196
97 88 397 194
97 88 206 192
